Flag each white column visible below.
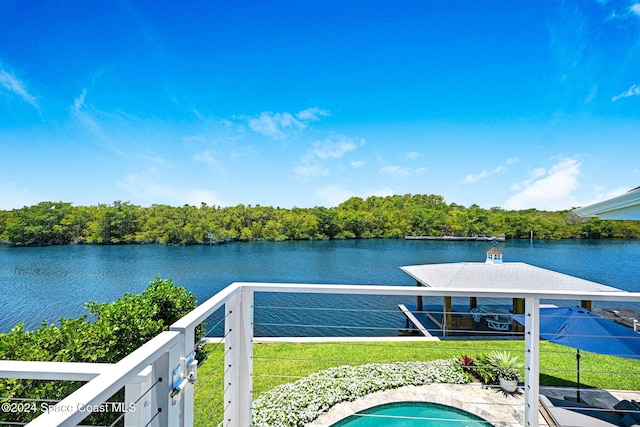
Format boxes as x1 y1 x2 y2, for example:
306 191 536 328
524 297 540 427
224 289 254 427
124 366 153 427
149 336 182 427
169 324 197 427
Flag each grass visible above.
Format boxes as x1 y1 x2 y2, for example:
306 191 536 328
193 340 640 426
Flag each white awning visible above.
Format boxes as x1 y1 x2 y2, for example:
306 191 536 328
573 186 640 220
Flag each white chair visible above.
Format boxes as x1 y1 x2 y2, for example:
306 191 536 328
487 317 511 331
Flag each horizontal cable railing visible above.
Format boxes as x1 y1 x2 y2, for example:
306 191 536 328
249 294 528 427
1 283 639 426
243 284 640 427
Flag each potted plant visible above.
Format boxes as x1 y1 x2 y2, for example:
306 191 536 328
487 351 523 393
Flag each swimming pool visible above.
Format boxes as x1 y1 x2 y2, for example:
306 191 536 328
330 401 493 426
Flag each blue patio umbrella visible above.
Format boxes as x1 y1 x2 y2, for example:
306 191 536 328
513 306 640 402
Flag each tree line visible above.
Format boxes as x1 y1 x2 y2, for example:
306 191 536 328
1 194 639 246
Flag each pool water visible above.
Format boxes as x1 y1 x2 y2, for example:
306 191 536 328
330 401 493 426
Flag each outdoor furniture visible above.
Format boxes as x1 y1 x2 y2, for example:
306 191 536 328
487 317 511 331
471 305 510 321
471 305 512 330
539 395 626 427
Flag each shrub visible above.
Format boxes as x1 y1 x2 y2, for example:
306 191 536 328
252 359 469 427
0 276 200 425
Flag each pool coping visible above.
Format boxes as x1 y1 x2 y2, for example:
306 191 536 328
304 382 543 427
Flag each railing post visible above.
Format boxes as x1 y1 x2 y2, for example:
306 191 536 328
148 336 183 427
124 366 153 427
224 288 254 427
524 297 540 427
169 327 197 427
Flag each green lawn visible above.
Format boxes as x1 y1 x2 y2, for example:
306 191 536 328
193 340 640 426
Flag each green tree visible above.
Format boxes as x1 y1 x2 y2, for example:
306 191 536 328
4 202 75 245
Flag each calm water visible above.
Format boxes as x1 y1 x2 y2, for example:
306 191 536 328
1 239 639 335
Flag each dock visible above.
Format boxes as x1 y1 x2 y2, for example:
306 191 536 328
398 304 436 338
405 234 505 242
594 306 640 332
398 304 639 340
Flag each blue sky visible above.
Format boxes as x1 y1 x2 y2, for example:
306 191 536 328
1 1 640 211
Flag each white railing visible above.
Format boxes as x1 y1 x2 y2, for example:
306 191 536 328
1 282 639 426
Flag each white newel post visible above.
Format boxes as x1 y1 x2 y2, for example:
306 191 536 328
124 366 153 427
169 324 198 427
149 337 183 427
224 289 254 427
524 297 540 427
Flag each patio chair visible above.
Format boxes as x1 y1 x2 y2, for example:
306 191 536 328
486 315 512 331
471 307 482 322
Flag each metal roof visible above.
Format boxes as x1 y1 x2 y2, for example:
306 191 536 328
400 262 623 293
573 186 640 220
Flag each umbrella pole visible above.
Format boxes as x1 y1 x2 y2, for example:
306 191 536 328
576 349 581 403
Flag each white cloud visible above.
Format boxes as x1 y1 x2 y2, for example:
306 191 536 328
295 107 330 121
380 166 412 177
404 151 420 161
351 160 365 168
0 68 38 108
612 84 640 101
0 183 40 210
311 136 360 159
463 170 490 184
192 149 223 169
463 157 519 184
631 3 640 16
73 89 86 112
293 162 329 179
182 135 206 143
316 184 357 207
118 173 224 206
502 157 583 210
247 107 330 139
511 166 547 191
294 135 363 180
71 89 104 135
248 111 304 139
133 150 165 166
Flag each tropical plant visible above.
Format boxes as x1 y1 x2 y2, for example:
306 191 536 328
487 351 523 382
457 354 477 377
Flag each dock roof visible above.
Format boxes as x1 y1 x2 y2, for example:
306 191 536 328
400 262 623 293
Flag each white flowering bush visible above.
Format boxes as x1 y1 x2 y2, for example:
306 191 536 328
252 359 468 427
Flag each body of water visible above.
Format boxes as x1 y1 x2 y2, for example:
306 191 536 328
1 239 638 335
